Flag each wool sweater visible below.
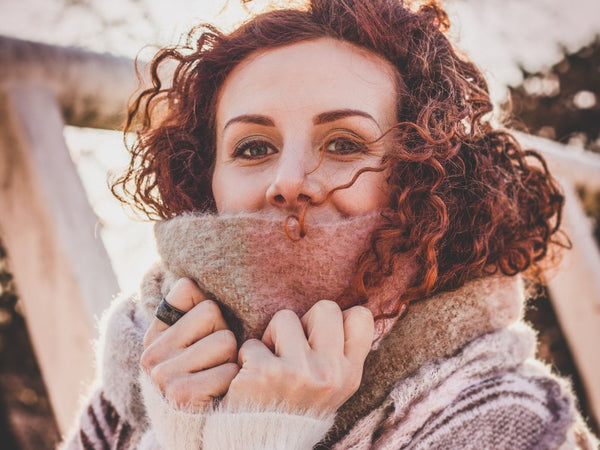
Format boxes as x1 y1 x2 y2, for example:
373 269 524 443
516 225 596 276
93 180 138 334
61 212 598 449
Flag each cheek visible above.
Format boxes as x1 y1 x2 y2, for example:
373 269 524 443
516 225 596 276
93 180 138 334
333 171 390 215
212 167 267 213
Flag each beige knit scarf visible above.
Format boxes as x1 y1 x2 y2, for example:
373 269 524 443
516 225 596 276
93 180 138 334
142 211 523 445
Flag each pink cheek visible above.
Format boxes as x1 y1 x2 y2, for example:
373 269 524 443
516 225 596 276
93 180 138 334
337 182 390 215
330 190 368 216
214 179 269 213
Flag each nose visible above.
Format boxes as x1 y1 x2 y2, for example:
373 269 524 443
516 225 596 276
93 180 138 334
266 146 325 210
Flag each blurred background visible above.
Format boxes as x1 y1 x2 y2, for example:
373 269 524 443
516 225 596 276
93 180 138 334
0 0 599 448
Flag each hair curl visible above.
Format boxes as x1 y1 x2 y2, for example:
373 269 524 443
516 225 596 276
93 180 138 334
112 0 567 319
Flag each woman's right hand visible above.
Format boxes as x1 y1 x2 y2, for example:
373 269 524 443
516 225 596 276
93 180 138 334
140 277 240 411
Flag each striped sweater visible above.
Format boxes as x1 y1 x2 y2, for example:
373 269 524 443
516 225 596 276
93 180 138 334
62 302 597 449
60 213 598 449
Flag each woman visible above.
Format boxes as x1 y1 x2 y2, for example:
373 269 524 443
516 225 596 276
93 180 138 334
63 0 598 448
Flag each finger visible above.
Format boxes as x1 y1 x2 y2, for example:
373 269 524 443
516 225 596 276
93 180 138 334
342 306 374 366
163 298 230 346
142 300 230 368
238 338 275 367
262 310 309 357
300 300 344 358
160 329 238 377
144 278 209 348
164 363 240 411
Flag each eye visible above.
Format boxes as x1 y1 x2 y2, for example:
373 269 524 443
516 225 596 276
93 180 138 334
233 138 278 159
324 136 368 155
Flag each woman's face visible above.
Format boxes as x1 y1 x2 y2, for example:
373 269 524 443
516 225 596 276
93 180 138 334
212 38 398 221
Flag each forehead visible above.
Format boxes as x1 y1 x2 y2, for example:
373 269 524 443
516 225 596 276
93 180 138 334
215 38 399 130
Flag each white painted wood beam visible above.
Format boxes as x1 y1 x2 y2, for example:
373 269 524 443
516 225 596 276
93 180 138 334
0 82 119 431
515 131 600 192
0 35 137 130
544 181 600 427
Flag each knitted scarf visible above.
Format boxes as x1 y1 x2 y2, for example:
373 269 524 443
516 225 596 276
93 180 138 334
140 211 524 445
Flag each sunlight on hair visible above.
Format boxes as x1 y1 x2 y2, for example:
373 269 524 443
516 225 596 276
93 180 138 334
242 0 310 13
58 1 254 294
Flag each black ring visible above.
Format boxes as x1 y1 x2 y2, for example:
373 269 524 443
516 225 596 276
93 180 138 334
155 298 186 326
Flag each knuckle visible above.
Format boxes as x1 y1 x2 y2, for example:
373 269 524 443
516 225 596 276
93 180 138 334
241 337 261 349
238 338 260 363
272 309 298 325
173 277 198 295
150 362 170 389
312 299 340 315
215 329 238 353
348 305 374 323
237 338 252 353
199 299 222 320
140 346 157 371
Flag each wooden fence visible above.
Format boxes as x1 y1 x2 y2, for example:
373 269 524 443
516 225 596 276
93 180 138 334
1 35 599 432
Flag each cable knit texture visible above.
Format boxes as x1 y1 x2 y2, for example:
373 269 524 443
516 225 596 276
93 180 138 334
61 212 599 449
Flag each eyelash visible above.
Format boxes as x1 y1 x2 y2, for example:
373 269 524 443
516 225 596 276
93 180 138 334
324 134 369 156
231 131 370 160
232 138 277 159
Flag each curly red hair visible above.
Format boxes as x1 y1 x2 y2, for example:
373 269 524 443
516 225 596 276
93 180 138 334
112 0 567 318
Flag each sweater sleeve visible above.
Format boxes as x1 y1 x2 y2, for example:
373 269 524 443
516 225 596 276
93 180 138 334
59 388 153 450
201 407 335 449
140 371 335 450
59 295 163 450
139 371 206 449
61 292 334 450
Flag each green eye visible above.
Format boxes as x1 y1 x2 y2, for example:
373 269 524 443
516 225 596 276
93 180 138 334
325 137 368 155
233 140 277 159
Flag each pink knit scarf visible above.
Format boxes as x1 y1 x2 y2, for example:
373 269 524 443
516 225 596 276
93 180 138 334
149 211 523 443
153 210 415 345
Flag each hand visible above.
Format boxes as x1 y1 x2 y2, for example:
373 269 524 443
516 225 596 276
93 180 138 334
140 278 240 411
223 300 374 415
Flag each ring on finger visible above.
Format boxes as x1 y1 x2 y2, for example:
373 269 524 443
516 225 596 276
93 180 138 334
155 298 186 326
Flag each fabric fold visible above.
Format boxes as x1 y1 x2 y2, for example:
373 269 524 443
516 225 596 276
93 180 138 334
143 211 525 445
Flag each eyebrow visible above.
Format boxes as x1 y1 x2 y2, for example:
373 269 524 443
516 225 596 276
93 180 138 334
222 109 380 132
313 109 379 128
223 114 275 131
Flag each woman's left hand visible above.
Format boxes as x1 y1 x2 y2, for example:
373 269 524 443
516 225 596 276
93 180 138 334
222 300 374 415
